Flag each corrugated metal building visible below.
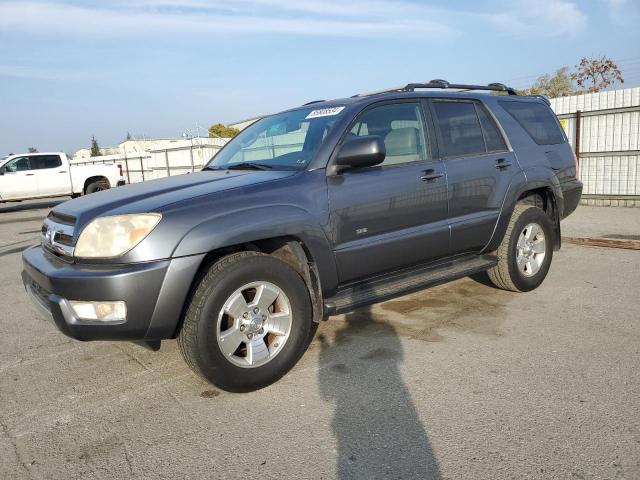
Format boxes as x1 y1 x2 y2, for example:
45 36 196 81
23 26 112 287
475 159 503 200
550 87 640 206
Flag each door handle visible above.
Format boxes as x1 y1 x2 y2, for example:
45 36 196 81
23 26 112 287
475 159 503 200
25 173 35 176
420 169 444 182
495 158 512 170
59 170 67 173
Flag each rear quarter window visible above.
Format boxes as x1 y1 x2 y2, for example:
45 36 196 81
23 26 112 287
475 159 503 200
32 155 63 169
476 105 507 152
500 100 565 145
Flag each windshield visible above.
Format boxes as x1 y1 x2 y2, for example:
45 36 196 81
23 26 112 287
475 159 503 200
205 106 345 171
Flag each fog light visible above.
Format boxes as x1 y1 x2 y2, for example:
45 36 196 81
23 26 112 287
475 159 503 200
69 301 127 322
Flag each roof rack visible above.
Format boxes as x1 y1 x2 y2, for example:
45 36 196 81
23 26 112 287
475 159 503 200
354 79 517 97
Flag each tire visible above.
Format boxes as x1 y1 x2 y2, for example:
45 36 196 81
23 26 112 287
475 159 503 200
85 179 110 195
486 204 554 292
178 251 314 392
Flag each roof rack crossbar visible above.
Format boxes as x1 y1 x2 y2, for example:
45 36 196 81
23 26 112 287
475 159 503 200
355 79 517 97
403 79 517 95
302 99 326 105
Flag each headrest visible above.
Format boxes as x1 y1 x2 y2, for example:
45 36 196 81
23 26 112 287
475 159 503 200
384 127 419 156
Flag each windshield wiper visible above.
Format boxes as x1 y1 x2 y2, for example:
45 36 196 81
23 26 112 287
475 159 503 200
225 162 272 171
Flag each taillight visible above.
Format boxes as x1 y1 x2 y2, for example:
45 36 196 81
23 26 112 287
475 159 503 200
117 164 123 177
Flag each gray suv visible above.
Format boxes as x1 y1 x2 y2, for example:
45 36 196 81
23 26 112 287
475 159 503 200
22 80 582 392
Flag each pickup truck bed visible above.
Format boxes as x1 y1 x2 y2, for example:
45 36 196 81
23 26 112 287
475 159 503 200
0 152 123 202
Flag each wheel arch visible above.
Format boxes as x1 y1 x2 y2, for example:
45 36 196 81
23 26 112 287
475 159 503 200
172 205 338 291
169 235 326 340
484 168 563 253
83 175 110 194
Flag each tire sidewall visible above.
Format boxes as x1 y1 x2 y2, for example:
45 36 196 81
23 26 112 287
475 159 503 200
194 255 312 392
86 182 108 194
507 207 554 292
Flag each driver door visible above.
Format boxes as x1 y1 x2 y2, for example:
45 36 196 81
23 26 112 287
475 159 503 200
328 101 449 282
0 156 39 200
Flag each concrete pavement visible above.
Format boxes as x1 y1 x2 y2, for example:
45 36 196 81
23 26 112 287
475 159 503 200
1 200 639 479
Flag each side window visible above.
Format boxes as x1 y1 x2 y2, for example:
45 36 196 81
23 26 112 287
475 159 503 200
32 155 63 169
432 101 486 157
4 157 32 172
349 103 429 166
476 105 508 152
500 100 565 145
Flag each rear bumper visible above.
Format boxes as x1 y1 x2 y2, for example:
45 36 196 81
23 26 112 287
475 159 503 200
21 245 204 342
561 179 583 219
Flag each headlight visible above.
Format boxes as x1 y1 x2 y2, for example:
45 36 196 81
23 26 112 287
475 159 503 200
74 213 161 258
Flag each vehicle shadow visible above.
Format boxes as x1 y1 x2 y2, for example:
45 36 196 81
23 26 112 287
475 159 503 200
0 199 65 214
318 305 442 480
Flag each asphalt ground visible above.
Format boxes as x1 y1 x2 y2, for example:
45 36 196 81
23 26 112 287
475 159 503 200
1 199 639 479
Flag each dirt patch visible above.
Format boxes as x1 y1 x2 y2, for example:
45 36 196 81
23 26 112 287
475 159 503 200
381 279 510 341
319 277 511 344
200 389 220 398
603 234 640 241
563 236 640 250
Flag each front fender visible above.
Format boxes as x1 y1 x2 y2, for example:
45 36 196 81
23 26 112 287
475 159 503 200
172 204 339 294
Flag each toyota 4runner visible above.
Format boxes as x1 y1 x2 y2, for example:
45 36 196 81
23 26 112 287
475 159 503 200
22 80 582 392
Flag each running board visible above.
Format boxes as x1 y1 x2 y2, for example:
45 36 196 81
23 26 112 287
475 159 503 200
324 254 497 316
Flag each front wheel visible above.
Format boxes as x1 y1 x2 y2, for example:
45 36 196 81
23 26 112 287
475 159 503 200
486 204 554 292
178 251 314 392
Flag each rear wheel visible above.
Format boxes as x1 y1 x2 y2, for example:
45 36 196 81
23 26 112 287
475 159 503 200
85 179 110 195
487 204 554 292
178 251 314 392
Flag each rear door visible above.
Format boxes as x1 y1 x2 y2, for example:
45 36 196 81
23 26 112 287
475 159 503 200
429 99 517 254
0 156 40 200
31 154 70 196
328 100 449 282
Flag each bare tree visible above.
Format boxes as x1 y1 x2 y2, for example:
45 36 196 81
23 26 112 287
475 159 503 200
571 56 624 93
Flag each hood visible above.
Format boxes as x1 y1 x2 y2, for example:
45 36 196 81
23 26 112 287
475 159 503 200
53 169 297 227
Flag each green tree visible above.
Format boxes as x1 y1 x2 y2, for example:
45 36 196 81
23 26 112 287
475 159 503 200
518 67 576 98
126 132 132 141
27 147 39 153
208 123 240 138
571 56 624 93
90 136 101 157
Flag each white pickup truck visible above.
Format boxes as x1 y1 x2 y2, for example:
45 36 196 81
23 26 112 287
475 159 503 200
0 152 125 202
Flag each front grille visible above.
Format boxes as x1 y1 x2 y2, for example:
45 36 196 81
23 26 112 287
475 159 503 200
55 232 73 246
41 214 76 257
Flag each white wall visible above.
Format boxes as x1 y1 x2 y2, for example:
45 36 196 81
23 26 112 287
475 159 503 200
69 137 228 184
550 87 640 197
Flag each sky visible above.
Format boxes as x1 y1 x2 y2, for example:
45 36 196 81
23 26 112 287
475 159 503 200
1 0 639 155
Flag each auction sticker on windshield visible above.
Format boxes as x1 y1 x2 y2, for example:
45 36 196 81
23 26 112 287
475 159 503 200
305 106 345 119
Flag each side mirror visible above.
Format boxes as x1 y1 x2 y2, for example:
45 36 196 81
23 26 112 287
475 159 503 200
0 166 5 176
334 135 385 172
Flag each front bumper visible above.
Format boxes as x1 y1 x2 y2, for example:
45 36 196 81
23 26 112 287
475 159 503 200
21 245 204 342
